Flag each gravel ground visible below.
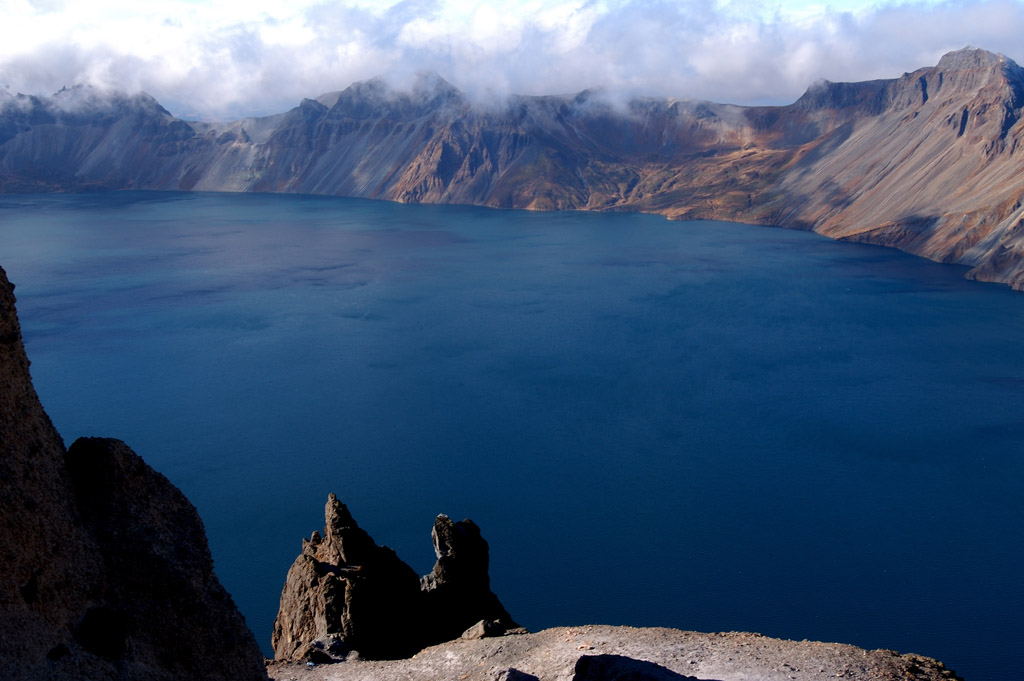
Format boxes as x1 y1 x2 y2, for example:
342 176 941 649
266 626 964 681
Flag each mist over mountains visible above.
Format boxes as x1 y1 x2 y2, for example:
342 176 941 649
3 47 1024 289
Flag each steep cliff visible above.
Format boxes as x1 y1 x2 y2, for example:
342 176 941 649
0 265 267 680
2 48 1024 289
778 48 1024 288
0 86 198 192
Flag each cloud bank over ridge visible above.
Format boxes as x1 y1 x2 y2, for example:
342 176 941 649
1 0 1023 119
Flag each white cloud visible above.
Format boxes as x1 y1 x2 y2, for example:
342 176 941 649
0 0 1022 119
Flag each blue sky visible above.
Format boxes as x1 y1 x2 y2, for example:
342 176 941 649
1 0 1022 119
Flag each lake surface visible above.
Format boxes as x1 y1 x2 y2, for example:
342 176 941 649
2 191 1021 680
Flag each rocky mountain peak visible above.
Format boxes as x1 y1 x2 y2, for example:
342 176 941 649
50 84 138 112
410 69 460 99
925 46 1024 105
4 84 172 124
328 70 465 121
936 46 1011 72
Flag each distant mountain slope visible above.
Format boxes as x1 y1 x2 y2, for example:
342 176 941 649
778 48 1024 288
3 47 1024 289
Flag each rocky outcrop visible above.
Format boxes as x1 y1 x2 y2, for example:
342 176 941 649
272 494 519 662
420 514 518 646
0 264 266 680
265 626 963 681
4 48 1024 289
271 494 424 661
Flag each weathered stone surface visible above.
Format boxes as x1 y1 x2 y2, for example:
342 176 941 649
462 619 517 641
271 494 423 661
421 514 519 645
494 669 540 681
0 270 101 681
0 264 267 681
265 626 965 681
65 437 269 681
273 497 518 661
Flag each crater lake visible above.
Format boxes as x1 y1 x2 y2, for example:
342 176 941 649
2 191 1022 681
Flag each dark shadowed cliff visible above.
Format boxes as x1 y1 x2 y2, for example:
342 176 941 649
2 47 1024 289
0 265 267 680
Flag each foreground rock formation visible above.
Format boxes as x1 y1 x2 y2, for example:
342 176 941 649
272 494 518 661
3 48 1024 289
266 626 963 681
0 264 267 680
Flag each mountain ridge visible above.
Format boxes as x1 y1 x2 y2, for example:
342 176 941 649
3 47 1024 288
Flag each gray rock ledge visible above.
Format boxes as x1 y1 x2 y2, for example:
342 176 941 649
266 625 963 681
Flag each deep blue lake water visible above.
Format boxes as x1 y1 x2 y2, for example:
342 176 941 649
1 191 1022 680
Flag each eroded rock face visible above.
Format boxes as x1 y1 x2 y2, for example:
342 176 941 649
271 494 423 661
272 496 518 661
65 437 269 681
0 265 267 681
421 514 518 646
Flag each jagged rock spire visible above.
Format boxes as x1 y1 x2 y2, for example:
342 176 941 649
272 493 423 661
318 492 378 565
272 496 520 662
